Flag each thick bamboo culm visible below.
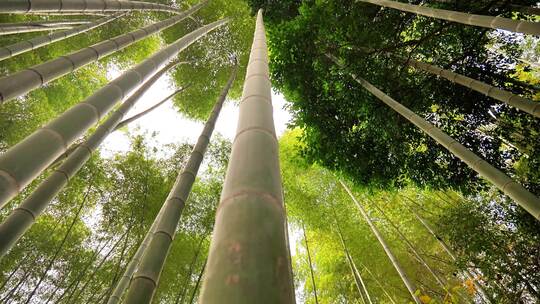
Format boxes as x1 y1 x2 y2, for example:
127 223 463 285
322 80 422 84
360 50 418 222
329 55 540 221
198 10 296 304
0 60 183 258
357 0 540 35
0 17 225 210
0 13 123 62
122 64 237 304
0 0 181 14
0 20 91 35
0 1 206 104
340 181 422 304
406 59 540 118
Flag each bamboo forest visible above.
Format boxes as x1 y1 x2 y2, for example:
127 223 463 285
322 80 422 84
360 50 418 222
0 0 539 303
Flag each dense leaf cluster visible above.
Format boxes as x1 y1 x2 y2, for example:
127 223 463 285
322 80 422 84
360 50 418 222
252 0 540 194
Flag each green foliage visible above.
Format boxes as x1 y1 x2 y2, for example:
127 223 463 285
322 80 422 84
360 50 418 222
253 0 540 195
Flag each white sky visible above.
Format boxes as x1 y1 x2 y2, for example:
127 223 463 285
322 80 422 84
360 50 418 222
101 73 292 156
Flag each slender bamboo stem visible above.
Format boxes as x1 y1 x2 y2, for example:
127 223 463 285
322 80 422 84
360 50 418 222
68 232 128 303
0 13 123 62
0 60 183 258
405 205 491 303
123 63 237 304
405 58 540 118
340 180 422 304
301 223 319 304
0 1 206 105
188 260 207 304
369 198 448 291
0 21 90 35
334 218 368 304
198 10 295 304
23 181 94 304
174 234 207 304
357 0 540 35
47 238 109 303
329 54 540 221
0 0 182 14
360 262 397 304
0 14 222 210
114 85 190 131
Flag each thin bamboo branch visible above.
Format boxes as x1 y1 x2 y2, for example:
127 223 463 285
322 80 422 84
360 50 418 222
198 10 296 304
187 260 206 304
334 218 369 304
340 180 422 304
302 223 319 304
0 13 123 62
114 85 191 131
369 198 448 291
357 0 540 35
359 262 397 304
405 205 492 303
0 21 91 35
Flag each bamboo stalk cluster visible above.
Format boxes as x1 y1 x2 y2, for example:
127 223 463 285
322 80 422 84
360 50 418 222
0 13 123 61
0 2 212 208
0 0 182 14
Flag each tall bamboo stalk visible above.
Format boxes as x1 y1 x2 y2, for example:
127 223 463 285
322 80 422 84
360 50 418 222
357 0 540 35
0 13 122 62
0 60 184 257
198 10 295 304
0 0 181 14
122 64 237 304
369 198 448 291
0 17 223 210
340 180 422 304
329 55 540 221
0 1 205 104
406 58 540 118
302 223 319 304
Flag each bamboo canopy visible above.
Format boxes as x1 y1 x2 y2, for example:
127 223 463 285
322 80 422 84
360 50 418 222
357 0 540 36
198 9 296 304
0 60 184 258
0 1 206 104
0 13 123 62
0 17 224 209
329 55 540 221
122 63 237 304
0 0 181 14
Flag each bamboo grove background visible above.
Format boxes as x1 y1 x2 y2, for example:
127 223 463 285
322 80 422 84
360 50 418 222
0 0 539 303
